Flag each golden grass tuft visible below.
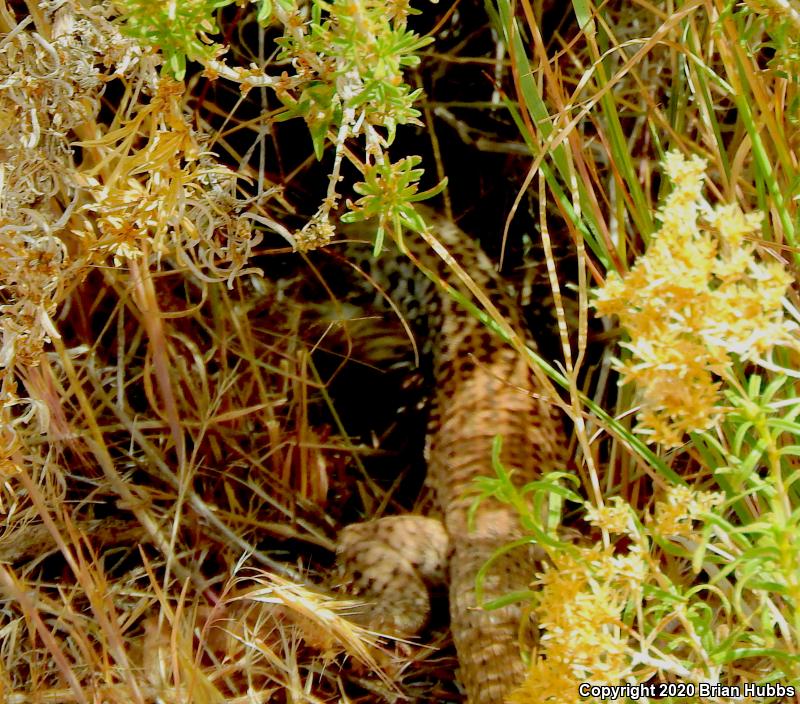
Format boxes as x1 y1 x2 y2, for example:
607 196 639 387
0 3 398 701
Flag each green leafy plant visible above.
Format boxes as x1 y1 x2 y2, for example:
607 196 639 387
116 0 439 246
117 0 236 79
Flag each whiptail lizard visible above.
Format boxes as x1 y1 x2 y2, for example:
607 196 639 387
337 207 568 703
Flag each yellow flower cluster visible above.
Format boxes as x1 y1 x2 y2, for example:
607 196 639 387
583 496 633 536
510 545 646 703
650 485 725 538
595 151 794 446
511 488 724 703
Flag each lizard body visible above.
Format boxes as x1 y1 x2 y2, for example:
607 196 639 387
337 208 567 703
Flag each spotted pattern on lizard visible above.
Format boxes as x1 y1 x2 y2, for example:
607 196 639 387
336 207 568 703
